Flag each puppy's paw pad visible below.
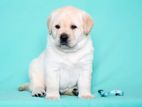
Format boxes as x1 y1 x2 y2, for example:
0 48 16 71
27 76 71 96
32 88 45 97
72 88 79 96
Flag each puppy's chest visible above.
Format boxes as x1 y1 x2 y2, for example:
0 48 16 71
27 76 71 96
58 55 83 89
60 51 83 64
59 62 82 90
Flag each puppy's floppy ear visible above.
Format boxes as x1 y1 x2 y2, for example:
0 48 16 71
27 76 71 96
47 9 60 35
83 12 93 35
47 15 52 35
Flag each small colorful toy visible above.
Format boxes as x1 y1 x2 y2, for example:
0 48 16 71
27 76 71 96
98 89 124 97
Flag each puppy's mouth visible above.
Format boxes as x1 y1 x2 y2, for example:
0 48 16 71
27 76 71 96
59 42 71 49
60 39 69 46
57 40 76 50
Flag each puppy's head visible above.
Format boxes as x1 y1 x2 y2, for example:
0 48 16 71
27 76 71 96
48 6 93 50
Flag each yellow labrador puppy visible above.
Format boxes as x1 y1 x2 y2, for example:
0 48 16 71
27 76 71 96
19 6 94 99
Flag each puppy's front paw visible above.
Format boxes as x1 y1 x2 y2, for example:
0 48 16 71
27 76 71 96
46 93 60 100
32 87 46 97
79 93 95 99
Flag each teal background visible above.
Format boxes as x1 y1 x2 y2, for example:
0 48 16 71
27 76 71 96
0 0 142 106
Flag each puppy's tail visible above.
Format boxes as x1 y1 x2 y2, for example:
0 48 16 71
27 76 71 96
18 83 30 91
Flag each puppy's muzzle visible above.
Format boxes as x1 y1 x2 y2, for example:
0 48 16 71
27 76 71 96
60 33 69 45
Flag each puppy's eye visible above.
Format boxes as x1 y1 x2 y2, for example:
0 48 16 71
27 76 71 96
55 25 60 29
71 25 77 30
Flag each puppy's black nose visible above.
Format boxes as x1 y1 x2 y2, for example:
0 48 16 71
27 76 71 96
60 33 68 45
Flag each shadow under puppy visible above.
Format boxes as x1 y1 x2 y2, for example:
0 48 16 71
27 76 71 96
19 6 94 100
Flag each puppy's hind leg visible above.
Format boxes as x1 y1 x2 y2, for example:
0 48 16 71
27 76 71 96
60 87 79 96
29 57 46 97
